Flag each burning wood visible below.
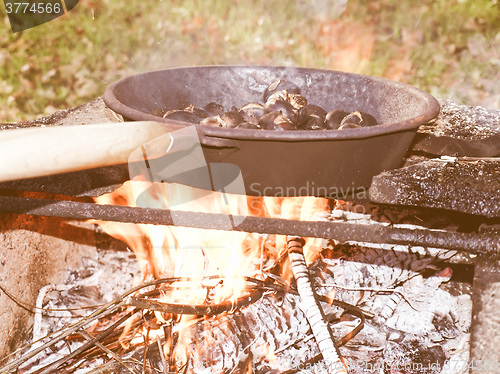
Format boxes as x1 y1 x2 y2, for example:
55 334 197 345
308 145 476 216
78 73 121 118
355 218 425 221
0 197 473 374
0 150 478 374
287 236 347 373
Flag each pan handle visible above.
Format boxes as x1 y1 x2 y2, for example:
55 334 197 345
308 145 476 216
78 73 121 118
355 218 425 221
198 134 240 149
0 121 184 183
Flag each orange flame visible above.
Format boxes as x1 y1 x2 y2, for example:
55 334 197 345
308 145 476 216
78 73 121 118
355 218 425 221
93 177 329 366
94 179 329 287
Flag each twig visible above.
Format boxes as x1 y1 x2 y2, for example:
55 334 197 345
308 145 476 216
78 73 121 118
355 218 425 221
78 329 139 374
244 276 374 319
0 281 105 316
317 283 418 312
163 322 177 373
142 326 150 374
287 236 348 374
0 278 181 372
126 288 263 316
156 336 168 374
0 281 37 313
36 310 137 374
0 301 125 372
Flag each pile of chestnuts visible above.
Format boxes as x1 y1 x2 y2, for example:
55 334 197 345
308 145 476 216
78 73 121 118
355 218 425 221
151 79 378 131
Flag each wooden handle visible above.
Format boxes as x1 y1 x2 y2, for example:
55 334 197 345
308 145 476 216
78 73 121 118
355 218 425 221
0 121 183 182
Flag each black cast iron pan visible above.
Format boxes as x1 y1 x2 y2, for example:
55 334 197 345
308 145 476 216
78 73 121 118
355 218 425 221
103 66 440 197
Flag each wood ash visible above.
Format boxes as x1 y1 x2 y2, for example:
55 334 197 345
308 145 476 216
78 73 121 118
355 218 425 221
8 202 473 374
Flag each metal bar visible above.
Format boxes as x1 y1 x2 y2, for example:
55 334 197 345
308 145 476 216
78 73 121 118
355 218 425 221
0 195 498 254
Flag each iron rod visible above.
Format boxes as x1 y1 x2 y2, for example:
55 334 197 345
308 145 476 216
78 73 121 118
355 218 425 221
0 195 498 255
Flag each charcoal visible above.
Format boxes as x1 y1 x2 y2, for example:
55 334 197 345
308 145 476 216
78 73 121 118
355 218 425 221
411 99 500 157
369 159 500 218
166 243 462 373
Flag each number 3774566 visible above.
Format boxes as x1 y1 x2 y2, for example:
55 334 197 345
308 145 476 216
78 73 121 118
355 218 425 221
5 2 62 14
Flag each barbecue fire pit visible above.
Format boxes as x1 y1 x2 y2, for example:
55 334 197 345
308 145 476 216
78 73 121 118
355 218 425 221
0 70 499 374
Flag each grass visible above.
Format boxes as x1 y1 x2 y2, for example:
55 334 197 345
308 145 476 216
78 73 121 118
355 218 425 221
1 0 499 122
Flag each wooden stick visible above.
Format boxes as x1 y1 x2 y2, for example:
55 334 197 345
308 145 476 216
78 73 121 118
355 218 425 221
37 310 137 374
0 121 184 182
287 237 348 374
156 335 169 374
78 329 138 374
0 279 176 372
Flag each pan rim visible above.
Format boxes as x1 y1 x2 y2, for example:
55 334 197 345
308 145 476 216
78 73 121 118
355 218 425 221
103 65 440 141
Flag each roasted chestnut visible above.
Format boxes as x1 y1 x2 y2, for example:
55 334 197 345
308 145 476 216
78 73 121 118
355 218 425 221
265 90 307 111
338 112 363 129
168 80 379 132
263 99 298 125
338 111 378 129
183 104 209 119
297 104 327 130
200 115 225 127
220 110 245 128
259 111 294 131
357 111 378 127
163 110 203 124
263 79 301 102
324 110 350 130
239 103 264 124
204 102 225 116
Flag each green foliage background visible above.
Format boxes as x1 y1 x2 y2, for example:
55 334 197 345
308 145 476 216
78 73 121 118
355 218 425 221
1 0 499 122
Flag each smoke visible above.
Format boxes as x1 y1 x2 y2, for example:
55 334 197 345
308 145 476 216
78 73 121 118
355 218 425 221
307 0 349 19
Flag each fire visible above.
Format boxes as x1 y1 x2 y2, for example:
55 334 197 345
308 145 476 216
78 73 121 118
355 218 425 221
94 179 329 287
93 176 329 368
94 179 256 302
